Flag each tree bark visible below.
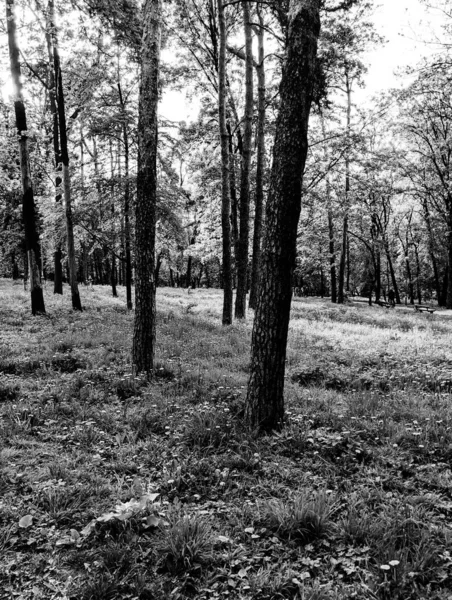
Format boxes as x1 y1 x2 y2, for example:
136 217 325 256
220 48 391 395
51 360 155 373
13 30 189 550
49 0 82 310
245 0 321 432
217 0 233 325
235 0 253 318
6 0 45 315
132 0 161 374
249 7 266 310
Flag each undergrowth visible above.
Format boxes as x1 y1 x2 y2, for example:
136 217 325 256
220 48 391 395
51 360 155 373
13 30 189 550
1 281 452 599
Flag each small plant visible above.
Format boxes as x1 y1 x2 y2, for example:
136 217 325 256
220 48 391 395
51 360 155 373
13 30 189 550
156 514 214 574
183 409 232 449
257 490 336 543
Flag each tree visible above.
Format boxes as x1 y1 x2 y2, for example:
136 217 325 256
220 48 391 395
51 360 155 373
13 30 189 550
217 0 233 325
132 0 162 374
49 0 83 311
245 0 321 432
6 0 46 315
234 0 253 319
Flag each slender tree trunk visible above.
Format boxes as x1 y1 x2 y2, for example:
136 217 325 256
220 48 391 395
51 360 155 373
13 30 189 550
338 72 351 304
218 0 233 325
235 0 253 318
413 242 422 303
245 0 321 432
132 0 161 374
320 114 337 303
50 0 82 310
118 82 133 310
383 238 401 304
249 8 266 310
227 122 239 263
447 209 452 309
45 10 63 295
6 0 45 315
422 199 441 302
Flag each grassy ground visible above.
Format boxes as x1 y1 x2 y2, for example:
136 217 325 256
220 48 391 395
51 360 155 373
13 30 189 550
1 279 452 600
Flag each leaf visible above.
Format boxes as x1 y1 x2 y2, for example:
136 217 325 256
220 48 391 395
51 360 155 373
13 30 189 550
70 529 80 541
217 535 232 543
19 515 33 528
244 527 254 534
145 515 161 528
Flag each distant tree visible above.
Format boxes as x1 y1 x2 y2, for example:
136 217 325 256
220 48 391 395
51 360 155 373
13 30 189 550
245 0 321 432
5 0 46 315
132 0 161 374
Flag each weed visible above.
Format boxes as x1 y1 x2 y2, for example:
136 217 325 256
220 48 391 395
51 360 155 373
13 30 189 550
156 514 214 574
183 409 232 449
257 490 336 543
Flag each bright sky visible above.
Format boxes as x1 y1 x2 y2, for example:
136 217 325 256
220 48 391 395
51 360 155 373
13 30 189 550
359 0 446 100
160 0 448 121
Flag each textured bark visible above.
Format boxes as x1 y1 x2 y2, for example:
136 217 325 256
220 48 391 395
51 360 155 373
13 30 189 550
249 8 266 310
6 0 45 315
50 0 82 311
245 0 321 432
217 0 233 325
235 0 253 319
422 199 441 303
132 0 161 374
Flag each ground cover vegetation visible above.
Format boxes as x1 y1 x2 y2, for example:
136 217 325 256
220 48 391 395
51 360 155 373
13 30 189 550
1 280 452 599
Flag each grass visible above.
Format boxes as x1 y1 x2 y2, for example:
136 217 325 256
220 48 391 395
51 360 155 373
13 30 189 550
1 279 452 599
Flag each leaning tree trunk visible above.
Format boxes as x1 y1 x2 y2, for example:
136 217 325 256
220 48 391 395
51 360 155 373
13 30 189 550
50 0 82 310
218 0 233 325
6 0 45 315
132 0 161 374
235 0 253 319
249 7 266 310
245 0 321 433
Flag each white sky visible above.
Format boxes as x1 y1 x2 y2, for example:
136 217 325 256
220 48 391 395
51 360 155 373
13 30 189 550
160 0 448 121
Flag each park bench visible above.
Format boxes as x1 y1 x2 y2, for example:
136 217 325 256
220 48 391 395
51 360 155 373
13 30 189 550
414 304 436 314
377 300 394 309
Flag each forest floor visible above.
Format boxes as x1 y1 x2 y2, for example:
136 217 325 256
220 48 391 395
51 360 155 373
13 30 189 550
1 279 452 600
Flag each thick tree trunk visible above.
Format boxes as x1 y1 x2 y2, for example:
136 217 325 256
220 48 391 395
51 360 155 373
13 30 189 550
132 0 161 374
218 0 233 325
6 0 45 315
249 9 266 310
447 212 452 309
50 0 82 310
245 0 321 432
235 0 253 319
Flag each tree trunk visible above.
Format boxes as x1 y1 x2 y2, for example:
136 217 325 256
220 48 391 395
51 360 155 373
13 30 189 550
227 122 239 263
338 72 351 304
235 0 253 319
118 82 133 310
50 0 82 310
6 0 45 315
218 0 233 325
249 8 266 310
45 9 63 295
132 0 161 374
320 113 337 303
422 199 441 303
447 211 452 309
245 0 321 432
383 238 401 304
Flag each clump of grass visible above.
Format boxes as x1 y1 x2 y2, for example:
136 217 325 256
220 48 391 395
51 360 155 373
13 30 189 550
256 490 336 543
156 515 214 574
183 409 233 449
0 382 19 403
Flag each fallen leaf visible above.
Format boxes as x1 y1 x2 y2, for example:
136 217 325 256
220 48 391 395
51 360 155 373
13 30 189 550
18 515 33 528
